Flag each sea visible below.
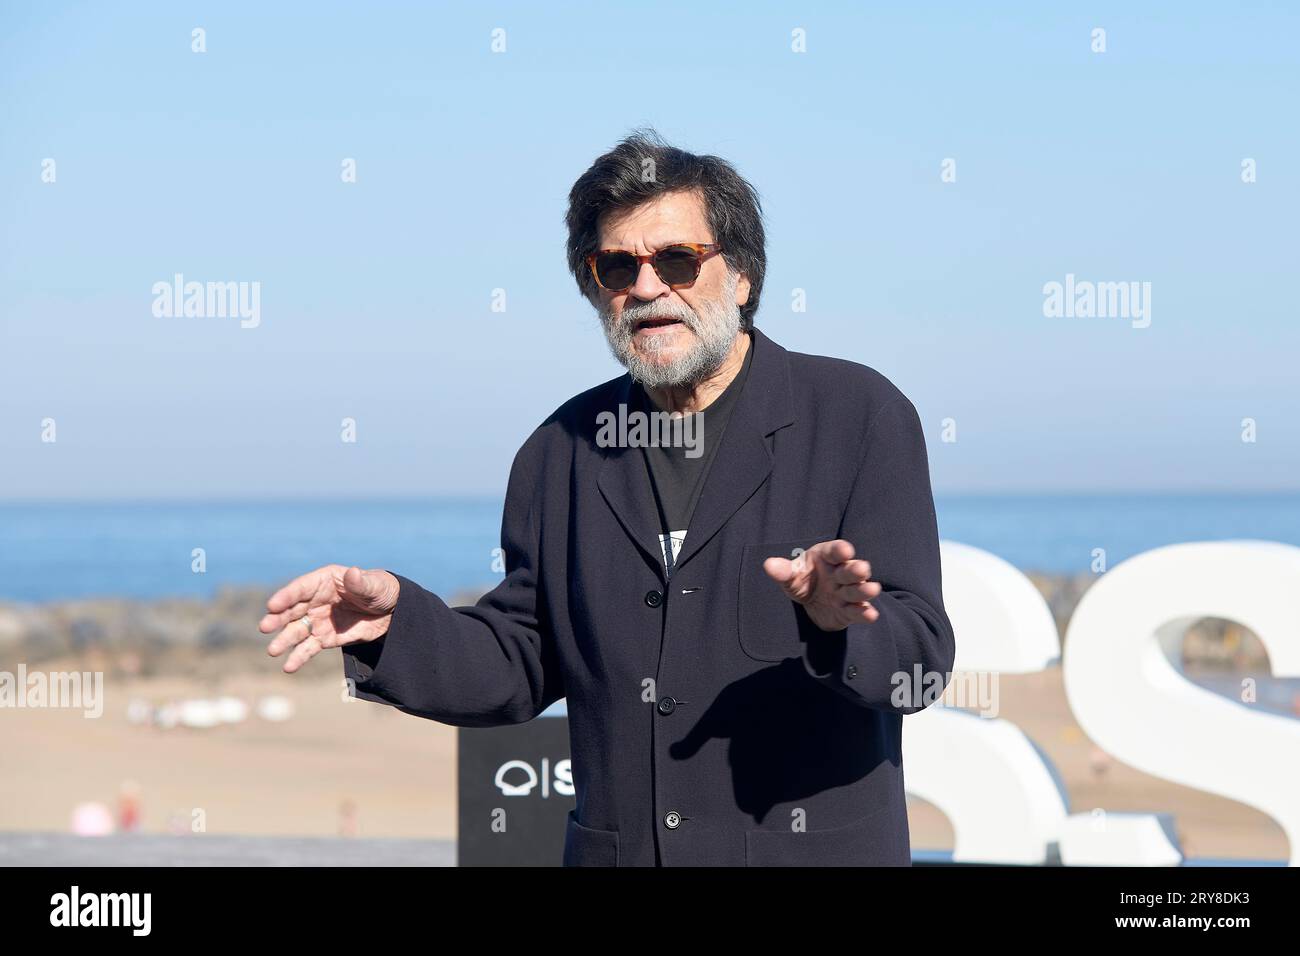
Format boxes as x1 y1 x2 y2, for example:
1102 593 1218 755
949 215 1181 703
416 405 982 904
2 493 1300 603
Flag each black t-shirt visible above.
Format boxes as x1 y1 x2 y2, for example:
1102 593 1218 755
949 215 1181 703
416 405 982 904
633 333 755 578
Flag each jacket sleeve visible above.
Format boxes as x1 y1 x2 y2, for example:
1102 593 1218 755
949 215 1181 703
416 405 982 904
340 439 564 727
800 394 956 714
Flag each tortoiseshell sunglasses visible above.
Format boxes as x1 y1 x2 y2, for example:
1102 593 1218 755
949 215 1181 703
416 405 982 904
585 242 724 293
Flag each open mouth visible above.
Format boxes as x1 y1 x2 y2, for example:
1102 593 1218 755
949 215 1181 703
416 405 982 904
634 317 685 332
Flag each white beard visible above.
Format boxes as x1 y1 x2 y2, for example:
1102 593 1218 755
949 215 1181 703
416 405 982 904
598 270 742 390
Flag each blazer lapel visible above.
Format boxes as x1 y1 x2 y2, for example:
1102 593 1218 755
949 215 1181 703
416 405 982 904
595 374 671 580
671 327 795 572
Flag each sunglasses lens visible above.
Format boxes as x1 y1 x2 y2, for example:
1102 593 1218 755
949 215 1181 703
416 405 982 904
595 252 637 290
654 246 701 285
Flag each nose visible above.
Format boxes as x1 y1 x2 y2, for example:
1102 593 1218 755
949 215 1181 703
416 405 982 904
629 260 670 302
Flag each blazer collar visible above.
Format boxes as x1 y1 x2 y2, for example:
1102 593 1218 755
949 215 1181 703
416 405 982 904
596 326 796 579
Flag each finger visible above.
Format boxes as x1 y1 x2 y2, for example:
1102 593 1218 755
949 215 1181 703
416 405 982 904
266 615 313 658
815 539 856 566
762 555 797 585
342 566 393 611
843 601 879 625
831 559 872 585
318 616 388 649
264 566 335 617
836 580 881 603
310 615 341 648
259 599 312 635
303 611 345 648
763 555 812 601
283 635 325 674
315 611 375 649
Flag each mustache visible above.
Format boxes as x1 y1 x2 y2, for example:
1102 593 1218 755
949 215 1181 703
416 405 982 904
608 302 698 335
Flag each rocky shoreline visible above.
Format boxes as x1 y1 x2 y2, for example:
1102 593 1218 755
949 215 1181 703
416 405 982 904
0 574 1269 677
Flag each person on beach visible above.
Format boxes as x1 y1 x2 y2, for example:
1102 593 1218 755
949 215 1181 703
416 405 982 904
260 129 955 866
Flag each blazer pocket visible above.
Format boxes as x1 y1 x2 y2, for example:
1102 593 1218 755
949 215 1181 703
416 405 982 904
738 536 834 662
562 809 619 867
745 801 909 867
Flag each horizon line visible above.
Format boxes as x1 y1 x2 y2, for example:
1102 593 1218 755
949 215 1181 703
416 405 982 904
3 488 1300 507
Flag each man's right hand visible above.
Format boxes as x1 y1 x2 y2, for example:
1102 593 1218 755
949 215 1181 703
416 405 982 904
260 565 401 674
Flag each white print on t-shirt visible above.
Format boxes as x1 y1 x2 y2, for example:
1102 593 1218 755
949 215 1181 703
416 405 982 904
658 530 687 577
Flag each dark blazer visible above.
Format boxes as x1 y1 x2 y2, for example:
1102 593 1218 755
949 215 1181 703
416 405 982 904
343 326 955 866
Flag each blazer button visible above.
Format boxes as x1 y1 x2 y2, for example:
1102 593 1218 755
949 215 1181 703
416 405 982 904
664 811 681 829
846 664 859 680
657 696 677 715
644 590 663 608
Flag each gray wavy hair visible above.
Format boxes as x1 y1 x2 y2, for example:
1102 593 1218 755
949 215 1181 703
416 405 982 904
564 127 767 331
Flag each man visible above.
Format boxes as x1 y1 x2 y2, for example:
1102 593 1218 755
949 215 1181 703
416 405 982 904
260 130 955 866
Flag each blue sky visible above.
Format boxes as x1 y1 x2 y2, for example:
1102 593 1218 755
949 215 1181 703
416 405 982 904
2 2 1297 498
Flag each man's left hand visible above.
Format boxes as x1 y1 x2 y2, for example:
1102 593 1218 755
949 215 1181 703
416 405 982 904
762 539 882 632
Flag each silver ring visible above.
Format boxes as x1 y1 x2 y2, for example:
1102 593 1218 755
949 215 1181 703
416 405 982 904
301 615 313 635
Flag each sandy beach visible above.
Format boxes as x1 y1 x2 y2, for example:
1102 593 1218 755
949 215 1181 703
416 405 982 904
0 575 1292 862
